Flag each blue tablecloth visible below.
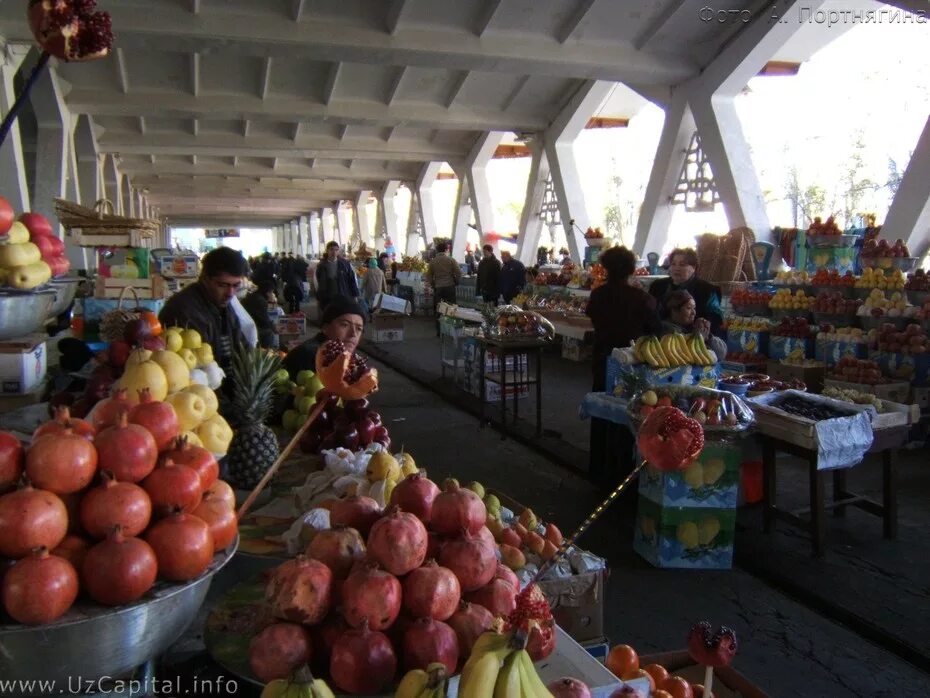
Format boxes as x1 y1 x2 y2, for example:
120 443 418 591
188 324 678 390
579 392 634 428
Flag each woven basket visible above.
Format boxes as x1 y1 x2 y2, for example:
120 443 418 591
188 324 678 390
98 285 143 342
54 198 160 238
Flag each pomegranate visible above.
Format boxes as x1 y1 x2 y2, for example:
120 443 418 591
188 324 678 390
0 196 12 234
0 485 68 558
163 436 219 490
0 430 23 493
310 612 349 675
402 560 461 621
341 562 402 630
96 411 158 483
366 507 428 576
2 548 78 624
306 525 366 579
51 534 91 570
128 389 180 451
438 532 497 592
248 622 313 683
329 495 381 537
465 577 517 616
476 525 495 547
265 555 333 625
32 406 95 441
82 527 158 605
447 600 494 657
494 561 520 591
430 480 486 536
141 459 203 515
88 388 132 430
329 619 397 695
145 511 213 581
79 473 152 539
509 584 556 661
191 497 237 552
389 472 440 524
25 430 98 494
205 479 235 508
27 0 113 62
548 677 593 698
402 617 460 674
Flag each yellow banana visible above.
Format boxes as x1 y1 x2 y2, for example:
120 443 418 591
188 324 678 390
260 670 336 698
671 334 689 365
516 649 555 698
632 337 646 363
692 333 713 365
640 336 658 367
395 668 430 698
459 632 513 698
680 334 698 364
493 650 522 698
652 337 670 368
661 334 682 366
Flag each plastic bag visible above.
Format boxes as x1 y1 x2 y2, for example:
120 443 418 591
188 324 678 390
280 507 331 555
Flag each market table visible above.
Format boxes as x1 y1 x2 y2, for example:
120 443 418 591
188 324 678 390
477 336 548 438
759 425 907 557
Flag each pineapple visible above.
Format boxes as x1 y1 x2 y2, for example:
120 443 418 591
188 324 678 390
225 345 283 489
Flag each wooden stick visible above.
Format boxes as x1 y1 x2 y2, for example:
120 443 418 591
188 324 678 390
237 397 329 521
704 665 714 695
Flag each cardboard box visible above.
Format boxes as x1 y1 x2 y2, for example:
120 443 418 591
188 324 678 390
634 496 736 569
96 247 150 278
768 335 814 361
766 359 826 393
726 329 769 356
0 336 47 394
822 378 911 404
371 292 412 315
872 350 930 387
155 254 200 278
816 338 869 365
605 357 718 397
561 336 592 362
638 439 740 509
539 568 606 643
364 314 404 342
638 651 769 698
274 315 307 336
806 246 856 275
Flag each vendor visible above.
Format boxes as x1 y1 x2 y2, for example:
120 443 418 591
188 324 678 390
159 246 250 375
585 246 662 487
282 296 366 379
662 290 727 360
648 248 723 336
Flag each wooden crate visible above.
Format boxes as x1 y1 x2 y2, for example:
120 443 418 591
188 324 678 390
71 228 153 248
749 394 873 450
94 275 167 299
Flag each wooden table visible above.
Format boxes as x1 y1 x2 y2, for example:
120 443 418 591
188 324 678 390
760 425 907 556
477 336 547 438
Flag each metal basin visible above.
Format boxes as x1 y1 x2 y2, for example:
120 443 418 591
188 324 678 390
0 542 237 693
46 277 82 318
0 290 55 340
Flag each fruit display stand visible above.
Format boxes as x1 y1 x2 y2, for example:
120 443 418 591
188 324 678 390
638 650 768 698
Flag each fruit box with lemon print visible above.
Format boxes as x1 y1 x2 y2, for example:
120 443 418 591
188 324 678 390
638 439 740 509
805 246 856 275
726 329 769 357
768 335 815 361
634 496 736 570
873 351 930 387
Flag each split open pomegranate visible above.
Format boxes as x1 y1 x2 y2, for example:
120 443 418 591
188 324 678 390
28 0 113 62
315 340 379 401
637 406 704 472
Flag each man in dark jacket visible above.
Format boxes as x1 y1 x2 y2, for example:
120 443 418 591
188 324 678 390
241 279 277 349
314 242 360 312
498 250 526 303
159 246 249 377
475 244 501 305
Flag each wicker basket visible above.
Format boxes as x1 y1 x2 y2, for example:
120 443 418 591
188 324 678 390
54 198 160 238
98 285 143 342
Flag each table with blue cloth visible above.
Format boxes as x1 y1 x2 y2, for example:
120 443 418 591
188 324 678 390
579 392 637 486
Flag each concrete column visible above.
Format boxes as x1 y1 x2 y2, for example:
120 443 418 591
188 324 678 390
354 191 373 249
544 80 615 262
321 207 336 245
105 155 122 212
417 162 442 244
450 164 474 261
336 202 352 247
377 181 400 253
516 138 550 265
465 132 504 241
0 45 32 212
122 176 134 217
299 215 310 256
633 91 693 256
289 219 299 253
405 191 421 257
276 225 285 252
308 213 322 256
885 115 930 255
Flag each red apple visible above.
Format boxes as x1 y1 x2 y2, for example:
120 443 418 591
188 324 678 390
0 196 13 235
46 255 71 277
141 335 167 351
356 416 377 447
32 234 64 259
0 431 24 493
18 212 53 238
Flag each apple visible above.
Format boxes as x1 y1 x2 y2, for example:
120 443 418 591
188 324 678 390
273 368 291 385
356 416 377 446
0 431 24 493
344 398 369 419
372 425 390 444
31 234 64 259
366 411 382 427
123 318 152 345
18 212 53 238
297 395 315 414
336 424 360 451
0 196 13 236
296 369 315 387
167 391 208 431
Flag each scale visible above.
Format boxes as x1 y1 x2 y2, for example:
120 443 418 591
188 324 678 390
646 252 660 275
749 242 776 282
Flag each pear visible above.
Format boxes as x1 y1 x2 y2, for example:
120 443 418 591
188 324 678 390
194 344 214 367
177 348 198 370
167 392 208 432
465 481 486 500
184 383 219 419
164 330 183 353
498 543 526 571
518 508 538 532
698 517 721 546
181 328 202 349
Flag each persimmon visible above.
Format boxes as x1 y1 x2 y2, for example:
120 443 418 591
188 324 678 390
662 675 694 698
623 668 655 692
605 644 639 679
643 663 670 686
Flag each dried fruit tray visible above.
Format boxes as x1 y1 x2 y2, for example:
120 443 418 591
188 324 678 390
746 390 873 449
629 385 755 434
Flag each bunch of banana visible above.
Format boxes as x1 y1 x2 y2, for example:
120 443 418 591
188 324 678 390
260 667 335 698
395 662 449 698
458 631 554 698
634 336 668 368
688 332 715 366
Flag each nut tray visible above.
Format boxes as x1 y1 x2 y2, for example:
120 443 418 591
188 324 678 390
629 385 754 433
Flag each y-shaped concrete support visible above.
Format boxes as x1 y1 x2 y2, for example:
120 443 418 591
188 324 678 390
516 138 550 265
377 181 400 253
0 44 31 212
884 116 930 257
405 188 422 257
451 132 504 259
417 162 442 245
354 191 373 249
321 207 336 247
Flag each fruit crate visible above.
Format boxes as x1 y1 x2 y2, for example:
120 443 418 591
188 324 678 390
730 303 771 317
633 496 736 569
637 437 741 509
93 275 167 299
906 289 930 306
860 315 908 331
638 650 768 698
816 339 869 364
823 378 911 404
768 335 814 361
861 257 919 273
725 329 769 357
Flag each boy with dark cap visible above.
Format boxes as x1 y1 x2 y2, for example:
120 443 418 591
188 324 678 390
282 295 366 379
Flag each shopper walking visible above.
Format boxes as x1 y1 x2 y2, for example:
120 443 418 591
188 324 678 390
498 251 526 303
475 244 501 305
424 241 461 335
315 241 360 314
362 257 387 314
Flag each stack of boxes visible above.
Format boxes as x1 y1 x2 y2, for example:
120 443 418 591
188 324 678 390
633 437 740 569
461 337 529 402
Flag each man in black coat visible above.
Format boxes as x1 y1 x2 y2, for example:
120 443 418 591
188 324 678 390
475 244 501 305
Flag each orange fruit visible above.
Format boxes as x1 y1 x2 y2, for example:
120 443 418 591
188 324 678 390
692 684 714 698
653 692 673 698
643 663 670 686
662 675 694 698
622 668 655 692
605 644 639 679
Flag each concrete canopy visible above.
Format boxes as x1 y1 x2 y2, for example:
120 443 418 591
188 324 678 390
0 0 920 228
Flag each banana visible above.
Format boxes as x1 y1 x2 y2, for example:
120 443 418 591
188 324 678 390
680 334 698 364
692 333 713 365
515 649 555 698
651 337 669 368
396 662 448 698
670 334 688 365
661 334 682 366
458 632 513 698
260 672 335 698
639 336 658 367
632 336 647 363
493 650 522 698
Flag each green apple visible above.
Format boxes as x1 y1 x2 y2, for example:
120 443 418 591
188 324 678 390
296 369 316 387
282 409 300 431
274 368 291 384
297 395 315 414
307 374 324 395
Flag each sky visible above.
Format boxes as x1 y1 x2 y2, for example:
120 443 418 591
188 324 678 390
171 18 930 260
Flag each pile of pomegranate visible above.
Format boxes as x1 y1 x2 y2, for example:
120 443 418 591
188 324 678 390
298 394 391 454
0 399 238 626
247 476 555 695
